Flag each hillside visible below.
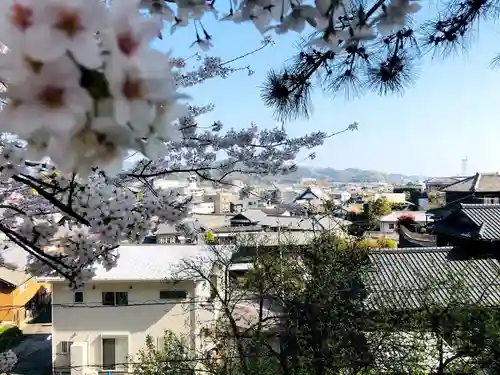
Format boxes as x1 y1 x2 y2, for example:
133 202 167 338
124 158 424 184
275 166 424 184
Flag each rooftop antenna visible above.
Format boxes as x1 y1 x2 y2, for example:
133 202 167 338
460 156 468 176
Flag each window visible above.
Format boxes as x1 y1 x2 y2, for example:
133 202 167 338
158 236 176 244
102 292 128 306
102 338 116 370
60 341 73 354
74 291 84 303
484 197 500 204
388 224 395 229
159 290 187 299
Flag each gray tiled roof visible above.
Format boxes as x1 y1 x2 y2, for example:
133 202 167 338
440 173 500 193
459 204 500 240
294 187 319 201
424 177 463 185
365 247 500 310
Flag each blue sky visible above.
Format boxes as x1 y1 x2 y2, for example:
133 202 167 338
153 4 500 177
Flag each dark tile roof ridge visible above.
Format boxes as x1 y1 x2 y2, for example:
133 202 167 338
369 246 454 254
460 203 500 208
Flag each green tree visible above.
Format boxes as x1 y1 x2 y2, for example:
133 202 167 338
134 331 194 375
370 198 392 216
361 198 392 230
205 231 216 244
159 226 500 375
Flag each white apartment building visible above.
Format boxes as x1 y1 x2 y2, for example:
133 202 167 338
39 245 219 375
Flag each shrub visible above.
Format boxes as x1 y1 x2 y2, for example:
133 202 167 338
375 238 397 249
356 238 397 249
205 231 216 244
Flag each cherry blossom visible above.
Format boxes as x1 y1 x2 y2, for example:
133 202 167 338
0 55 91 139
0 350 17 373
24 0 105 68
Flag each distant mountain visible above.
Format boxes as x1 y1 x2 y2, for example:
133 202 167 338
276 166 425 184
124 157 423 184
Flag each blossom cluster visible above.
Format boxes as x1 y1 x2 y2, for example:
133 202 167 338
139 0 421 52
0 350 17 373
0 0 186 177
0 151 191 287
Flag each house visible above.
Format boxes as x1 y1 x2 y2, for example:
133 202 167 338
379 211 432 234
424 177 465 193
365 247 500 310
229 210 268 227
294 187 322 203
191 201 215 214
230 246 500 312
331 191 351 202
204 192 235 214
430 203 500 249
154 223 184 244
38 245 219 375
229 200 244 213
0 245 50 326
439 172 500 205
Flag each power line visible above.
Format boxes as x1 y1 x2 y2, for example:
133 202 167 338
0 296 287 311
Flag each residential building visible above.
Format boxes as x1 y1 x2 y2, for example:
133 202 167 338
424 177 464 193
39 245 218 375
155 223 185 244
331 191 351 202
191 201 215 214
210 211 350 246
430 203 500 249
294 187 322 203
439 172 500 205
365 247 500 310
0 268 47 325
204 192 234 214
230 246 500 311
0 246 50 326
379 211 432 234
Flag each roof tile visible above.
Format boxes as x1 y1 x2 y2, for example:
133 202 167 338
366 247 500 310
440 173 500 193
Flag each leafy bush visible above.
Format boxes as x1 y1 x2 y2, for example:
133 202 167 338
375 238 397 249
205 231 216 244
356 238 397 249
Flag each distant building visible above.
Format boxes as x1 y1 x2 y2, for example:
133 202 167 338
379 211 433 234
439 172 500 205
424 177 465 193
204 192 234 214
